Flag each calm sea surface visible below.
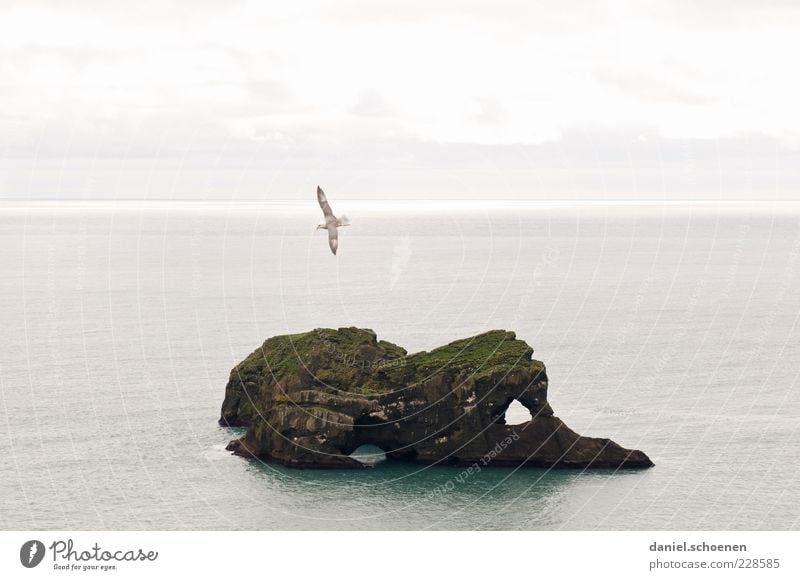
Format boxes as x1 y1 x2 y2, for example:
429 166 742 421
1 202 798 530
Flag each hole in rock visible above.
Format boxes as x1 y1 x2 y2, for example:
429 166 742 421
349 444 387 466
503 399 531 425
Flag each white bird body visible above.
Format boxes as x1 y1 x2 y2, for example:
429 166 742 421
315 186 349 255
316 216 349 230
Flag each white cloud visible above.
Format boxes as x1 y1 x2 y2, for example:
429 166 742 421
1 1 799 198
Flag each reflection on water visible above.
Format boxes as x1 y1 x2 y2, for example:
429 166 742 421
233 427 621 530
348 444 388 466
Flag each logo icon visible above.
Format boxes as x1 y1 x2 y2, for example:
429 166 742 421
20 540 45 568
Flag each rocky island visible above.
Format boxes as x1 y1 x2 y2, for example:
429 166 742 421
220 328 653 469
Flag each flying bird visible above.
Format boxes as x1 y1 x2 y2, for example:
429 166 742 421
315 186 349 255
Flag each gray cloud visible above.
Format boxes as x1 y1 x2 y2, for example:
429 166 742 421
594 70 714 105
350 89 392 116
1 0 798 200
471 98 508 124
3 126 799 200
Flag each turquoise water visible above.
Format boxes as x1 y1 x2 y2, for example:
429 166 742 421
1 202 798 530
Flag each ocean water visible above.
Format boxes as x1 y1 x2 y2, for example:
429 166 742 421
1 201 799 530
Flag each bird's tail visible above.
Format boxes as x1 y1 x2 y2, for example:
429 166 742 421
337 215 350 226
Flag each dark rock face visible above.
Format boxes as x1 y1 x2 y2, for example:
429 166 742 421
220 328 653 469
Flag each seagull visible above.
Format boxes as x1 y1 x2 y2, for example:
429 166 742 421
315 186 350 255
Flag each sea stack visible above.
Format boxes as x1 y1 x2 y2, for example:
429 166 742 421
220 328 653 469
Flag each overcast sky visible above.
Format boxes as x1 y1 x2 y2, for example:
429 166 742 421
1 0 799 201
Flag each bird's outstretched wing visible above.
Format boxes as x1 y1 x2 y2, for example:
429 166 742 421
327 226 338 255
317 186 333 219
